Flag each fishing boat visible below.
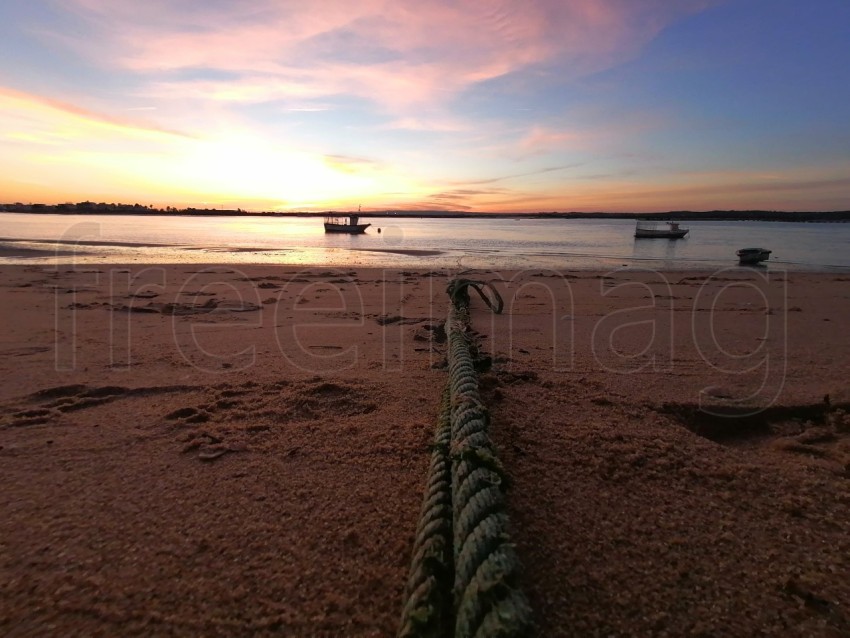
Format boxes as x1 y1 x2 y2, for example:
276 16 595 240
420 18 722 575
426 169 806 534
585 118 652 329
323 214 371 234
634 220 689 239
736 247 772 265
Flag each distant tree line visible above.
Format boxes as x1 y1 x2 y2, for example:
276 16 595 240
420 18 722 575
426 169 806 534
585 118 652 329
0 202 848 222
0 202 247 216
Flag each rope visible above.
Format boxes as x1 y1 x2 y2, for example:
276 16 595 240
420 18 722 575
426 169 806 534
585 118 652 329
447 278 504 315
399 279 531 638
398 387 454 638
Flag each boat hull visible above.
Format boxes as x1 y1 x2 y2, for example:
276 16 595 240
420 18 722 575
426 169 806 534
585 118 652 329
324 223 371 234
736 248 771 265
634 229 689 239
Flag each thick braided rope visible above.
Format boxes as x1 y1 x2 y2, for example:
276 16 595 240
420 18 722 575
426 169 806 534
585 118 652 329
398 279 530 638
398 387 454 638
446 281 531 638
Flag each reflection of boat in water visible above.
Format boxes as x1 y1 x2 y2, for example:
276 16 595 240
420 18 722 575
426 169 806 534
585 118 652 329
737 247 772 265
323 214 371 234
634 220 689 239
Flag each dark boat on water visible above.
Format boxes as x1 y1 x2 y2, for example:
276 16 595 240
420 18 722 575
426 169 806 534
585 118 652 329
737 247 772 265
634 220 689 239
324 214 371 234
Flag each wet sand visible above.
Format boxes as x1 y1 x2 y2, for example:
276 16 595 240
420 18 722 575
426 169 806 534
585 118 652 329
1 264 848 636
0 244 93 259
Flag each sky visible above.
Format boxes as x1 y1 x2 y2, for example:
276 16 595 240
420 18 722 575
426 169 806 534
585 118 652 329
0 0 849 213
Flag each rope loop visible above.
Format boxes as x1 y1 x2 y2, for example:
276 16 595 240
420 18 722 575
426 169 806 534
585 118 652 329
447 279 504 315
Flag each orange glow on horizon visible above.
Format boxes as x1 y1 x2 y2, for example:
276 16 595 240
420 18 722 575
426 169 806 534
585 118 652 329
2 88 849 213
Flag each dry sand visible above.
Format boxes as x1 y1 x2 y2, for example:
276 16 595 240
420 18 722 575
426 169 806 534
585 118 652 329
0 264 848 636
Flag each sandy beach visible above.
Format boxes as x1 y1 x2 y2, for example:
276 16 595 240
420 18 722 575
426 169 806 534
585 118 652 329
1 264 848 636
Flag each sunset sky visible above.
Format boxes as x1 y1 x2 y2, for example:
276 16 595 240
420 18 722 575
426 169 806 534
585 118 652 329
1 0 848 213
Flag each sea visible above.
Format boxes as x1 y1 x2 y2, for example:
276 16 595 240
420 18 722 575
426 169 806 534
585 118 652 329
1 212 848 272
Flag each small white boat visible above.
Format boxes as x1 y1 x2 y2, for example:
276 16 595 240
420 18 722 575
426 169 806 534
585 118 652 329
634 220 689 239
737 247 772 265
324 214 371 234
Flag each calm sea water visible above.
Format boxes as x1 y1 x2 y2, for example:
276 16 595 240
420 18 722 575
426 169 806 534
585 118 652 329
1 212 848 271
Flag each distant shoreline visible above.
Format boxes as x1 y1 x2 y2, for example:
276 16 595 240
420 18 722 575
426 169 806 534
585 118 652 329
2 205 849 223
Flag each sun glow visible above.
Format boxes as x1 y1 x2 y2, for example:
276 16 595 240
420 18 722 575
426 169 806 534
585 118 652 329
0 87 424 208
171 135 375 205
3 0 848 212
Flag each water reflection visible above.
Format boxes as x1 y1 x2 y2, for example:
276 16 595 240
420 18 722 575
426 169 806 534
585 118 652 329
631 236 686 267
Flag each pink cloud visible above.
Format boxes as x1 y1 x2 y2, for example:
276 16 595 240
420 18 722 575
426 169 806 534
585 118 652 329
0 86 193 139
401 162 850 213
53 0 720 114
519 171 850 212
519 126 588 154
